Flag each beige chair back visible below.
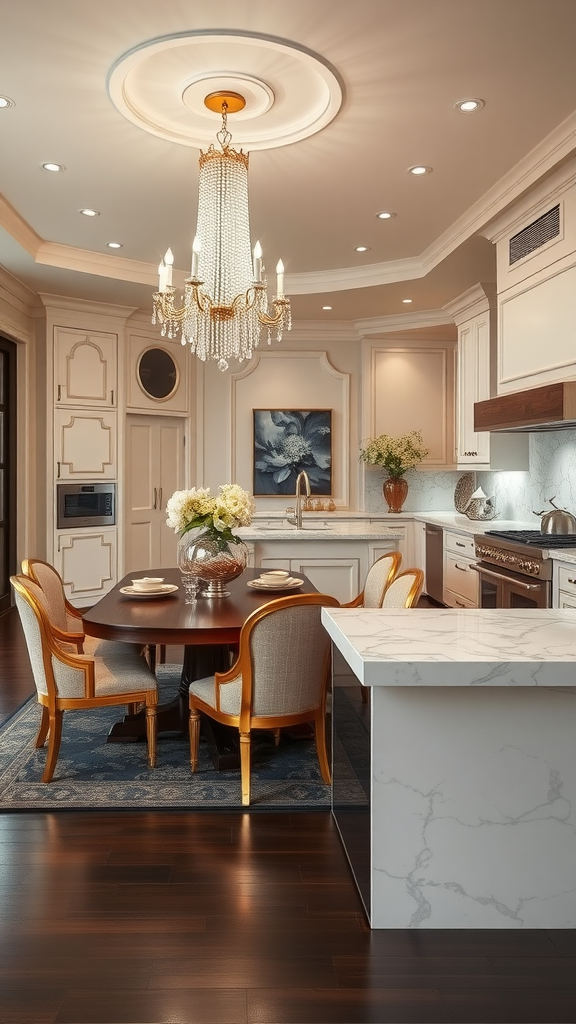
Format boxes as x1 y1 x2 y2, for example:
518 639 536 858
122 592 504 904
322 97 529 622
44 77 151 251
22 558 77 633
381 568 424 609
247 601 334 718
362 551 402 607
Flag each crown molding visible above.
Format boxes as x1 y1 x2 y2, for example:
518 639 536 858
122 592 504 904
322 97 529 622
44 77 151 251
353 308 454 337
38 292 138 319
0 194 42 257
443 282 496 323
288 319 358 342
0 262 37 307
479 159 576 243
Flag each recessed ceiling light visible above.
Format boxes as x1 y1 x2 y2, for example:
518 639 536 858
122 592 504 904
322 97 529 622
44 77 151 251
107 241 122 249
322 305 332 311
42 162 65 173
0 96 14 109
454 98 485 113
402 298 413 304
79 209 99 217
354 245 370 252
408 165 432 176
376 211 396 220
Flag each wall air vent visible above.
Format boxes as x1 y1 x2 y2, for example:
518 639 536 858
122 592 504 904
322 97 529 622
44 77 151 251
509 204 560 265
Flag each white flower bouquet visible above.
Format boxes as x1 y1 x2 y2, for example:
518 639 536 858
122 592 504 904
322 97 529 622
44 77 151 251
359 430 428 478
165 484 255 545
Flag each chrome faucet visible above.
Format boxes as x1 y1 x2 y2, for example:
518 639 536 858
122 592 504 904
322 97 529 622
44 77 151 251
289 469 310 529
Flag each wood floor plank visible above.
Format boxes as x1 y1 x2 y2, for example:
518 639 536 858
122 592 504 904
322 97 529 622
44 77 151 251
0 620 573 1024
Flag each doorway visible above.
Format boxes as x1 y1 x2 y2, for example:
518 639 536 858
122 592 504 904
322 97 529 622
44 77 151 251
0 336 17 613
125 414 186 574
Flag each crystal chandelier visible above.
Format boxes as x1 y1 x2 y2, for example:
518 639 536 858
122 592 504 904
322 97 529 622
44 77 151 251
152 92 291 372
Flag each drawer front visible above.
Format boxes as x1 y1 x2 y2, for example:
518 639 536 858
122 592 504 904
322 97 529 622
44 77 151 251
556 564 576 595
444 553 478 603
443 587 476 609
444 531 475 558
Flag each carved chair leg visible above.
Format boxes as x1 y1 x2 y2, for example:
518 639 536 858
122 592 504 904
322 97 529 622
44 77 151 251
314 710 331 785
35 705 50 748
42 710 63 783
240 731 251 806
145 705 157 768
189 707 201 771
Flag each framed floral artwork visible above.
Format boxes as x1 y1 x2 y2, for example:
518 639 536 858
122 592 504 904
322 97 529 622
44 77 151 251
253 410 332 496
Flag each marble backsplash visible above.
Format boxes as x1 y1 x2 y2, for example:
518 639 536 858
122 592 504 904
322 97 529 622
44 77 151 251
363 428 576 523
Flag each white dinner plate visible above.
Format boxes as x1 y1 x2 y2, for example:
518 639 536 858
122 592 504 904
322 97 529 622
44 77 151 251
247 578 304 591
119 584 179 598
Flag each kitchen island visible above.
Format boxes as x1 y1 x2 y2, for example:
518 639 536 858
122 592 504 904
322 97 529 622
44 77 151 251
321 606 576 929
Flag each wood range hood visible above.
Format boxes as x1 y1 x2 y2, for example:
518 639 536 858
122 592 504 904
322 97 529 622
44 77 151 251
474 382 576 432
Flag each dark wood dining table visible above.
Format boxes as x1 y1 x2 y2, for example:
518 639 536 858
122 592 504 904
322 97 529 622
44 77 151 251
82 566 317 768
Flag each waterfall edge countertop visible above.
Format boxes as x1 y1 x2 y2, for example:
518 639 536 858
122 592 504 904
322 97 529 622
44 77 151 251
323 605 576 929
321 606 576 688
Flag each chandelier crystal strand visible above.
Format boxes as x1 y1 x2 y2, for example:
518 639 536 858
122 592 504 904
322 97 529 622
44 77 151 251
152 97 290 371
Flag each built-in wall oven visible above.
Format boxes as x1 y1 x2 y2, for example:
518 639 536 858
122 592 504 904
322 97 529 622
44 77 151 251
473 530 576 609
56 482 116 529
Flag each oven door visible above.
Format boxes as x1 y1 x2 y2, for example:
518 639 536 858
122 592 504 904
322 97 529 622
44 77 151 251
473 563 550 609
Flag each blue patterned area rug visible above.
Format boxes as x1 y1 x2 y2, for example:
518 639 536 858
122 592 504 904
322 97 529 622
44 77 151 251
0 667 364 811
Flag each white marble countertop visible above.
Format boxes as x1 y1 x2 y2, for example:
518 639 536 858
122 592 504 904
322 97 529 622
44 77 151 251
237 521 406 540
321 606 576 687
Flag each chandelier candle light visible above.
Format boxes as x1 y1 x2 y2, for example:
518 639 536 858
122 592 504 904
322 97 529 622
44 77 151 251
152 92 291 372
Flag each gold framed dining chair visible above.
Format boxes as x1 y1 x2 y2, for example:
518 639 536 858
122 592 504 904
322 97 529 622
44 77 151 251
188 592 340 806
10 574 159 783
343 550 402 609
381 568 424 609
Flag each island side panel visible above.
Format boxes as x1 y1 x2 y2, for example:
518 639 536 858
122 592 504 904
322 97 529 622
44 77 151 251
332 672 371 916
371 685 576 929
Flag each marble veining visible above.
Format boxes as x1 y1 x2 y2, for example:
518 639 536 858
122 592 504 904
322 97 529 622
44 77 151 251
322 607 576 687
328 605 576 928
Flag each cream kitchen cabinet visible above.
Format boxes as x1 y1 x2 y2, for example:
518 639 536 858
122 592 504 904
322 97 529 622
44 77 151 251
552 560 576 609
445 285 528 470
56 527 117 607
54 327 117 408
55 408 117 480
443 529 479 608
250 536 400 605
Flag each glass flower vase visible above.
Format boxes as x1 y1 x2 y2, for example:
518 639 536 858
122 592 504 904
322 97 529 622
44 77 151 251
178 529 248 598
383 476 408 513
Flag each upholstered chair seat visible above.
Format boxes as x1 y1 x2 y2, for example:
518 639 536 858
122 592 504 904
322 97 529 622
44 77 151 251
11 574 158 783
189 592 340 806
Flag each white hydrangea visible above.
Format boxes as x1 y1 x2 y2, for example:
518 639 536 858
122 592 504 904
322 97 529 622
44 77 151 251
165 484 254 536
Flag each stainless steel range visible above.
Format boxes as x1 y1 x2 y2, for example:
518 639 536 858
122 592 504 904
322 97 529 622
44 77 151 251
473 530 576 609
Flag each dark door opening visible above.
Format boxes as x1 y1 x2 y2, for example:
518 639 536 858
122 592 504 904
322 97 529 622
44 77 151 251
0 336 17 613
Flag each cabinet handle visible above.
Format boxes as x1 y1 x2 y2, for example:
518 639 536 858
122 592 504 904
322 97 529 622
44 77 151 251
568 578 576 585
153 487 157 510
455 541 466 548
455 563 468 571
57 461 61 479
57 384 62 401
455 600 465 607
111 389 114 405
158 487 162 509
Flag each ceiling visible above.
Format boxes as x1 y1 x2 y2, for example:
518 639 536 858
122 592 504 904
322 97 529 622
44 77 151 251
1 0 576 327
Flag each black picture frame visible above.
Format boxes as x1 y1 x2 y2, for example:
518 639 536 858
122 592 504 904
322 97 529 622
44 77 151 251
253 409 332 496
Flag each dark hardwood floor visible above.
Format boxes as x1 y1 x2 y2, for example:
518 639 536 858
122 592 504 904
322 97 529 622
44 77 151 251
1 606 576 1024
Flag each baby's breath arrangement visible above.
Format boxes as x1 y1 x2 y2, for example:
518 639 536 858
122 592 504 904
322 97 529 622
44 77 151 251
359 431 428 478
165 484 255 546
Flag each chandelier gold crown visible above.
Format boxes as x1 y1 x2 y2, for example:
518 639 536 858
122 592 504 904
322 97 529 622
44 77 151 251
152 91 291 372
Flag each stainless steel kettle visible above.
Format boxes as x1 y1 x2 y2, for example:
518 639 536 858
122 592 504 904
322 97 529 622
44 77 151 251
533 497 576 534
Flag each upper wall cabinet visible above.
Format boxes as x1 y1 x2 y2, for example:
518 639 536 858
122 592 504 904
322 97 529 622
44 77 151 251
481 160 576 394
54 328 117 407
362 337 456 469
126 333 190 413
444 285 528 471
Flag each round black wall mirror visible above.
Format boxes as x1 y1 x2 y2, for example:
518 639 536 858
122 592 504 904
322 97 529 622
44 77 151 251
137 347 178 400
